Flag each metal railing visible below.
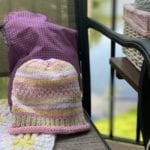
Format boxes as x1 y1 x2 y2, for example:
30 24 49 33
109 0 142 145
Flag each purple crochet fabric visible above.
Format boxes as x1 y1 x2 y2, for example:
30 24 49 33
3 11 80 107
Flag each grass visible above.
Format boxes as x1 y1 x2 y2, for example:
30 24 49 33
94 108 142 141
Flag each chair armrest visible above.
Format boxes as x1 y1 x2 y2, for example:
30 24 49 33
86 18 150 77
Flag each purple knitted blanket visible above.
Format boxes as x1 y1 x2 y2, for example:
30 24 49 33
3 11 80 107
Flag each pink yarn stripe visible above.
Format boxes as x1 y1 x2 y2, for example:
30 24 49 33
9 124 90 135
13 110 83 119
14 86 80 95
12 95 81 104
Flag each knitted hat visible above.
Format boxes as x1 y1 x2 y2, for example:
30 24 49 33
9 58 90 135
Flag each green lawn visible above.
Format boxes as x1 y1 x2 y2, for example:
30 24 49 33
94 108 142 141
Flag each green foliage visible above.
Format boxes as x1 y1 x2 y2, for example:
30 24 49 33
89 0 112 45
94 108 142 140
0 77 8 99
93 0 100 8
93 0 108 8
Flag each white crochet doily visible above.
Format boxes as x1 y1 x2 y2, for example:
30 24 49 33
0 99 56 150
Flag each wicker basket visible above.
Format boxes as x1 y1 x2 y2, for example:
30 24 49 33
123 3 150 71
135 0 150 12
123 22 146 71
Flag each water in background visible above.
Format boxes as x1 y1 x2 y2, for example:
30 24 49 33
89 0 137 120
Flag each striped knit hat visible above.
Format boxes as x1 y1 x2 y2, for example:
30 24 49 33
9 58 90 135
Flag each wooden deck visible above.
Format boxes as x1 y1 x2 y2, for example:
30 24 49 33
108 140 144 150
54 115 110 150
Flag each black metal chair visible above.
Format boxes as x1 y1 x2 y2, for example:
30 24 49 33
0 0 150 149
76 0 150 148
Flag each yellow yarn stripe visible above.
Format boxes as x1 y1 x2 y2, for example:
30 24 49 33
13 75 77 84
12 106 82 115
18 60 74 74
19 59 62 70
12 95 82 105
13 115 86 126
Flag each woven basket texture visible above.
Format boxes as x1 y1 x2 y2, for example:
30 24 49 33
123 22 146 71
135 0 150 11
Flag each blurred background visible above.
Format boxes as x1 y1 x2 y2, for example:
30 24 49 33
88 0 138 140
